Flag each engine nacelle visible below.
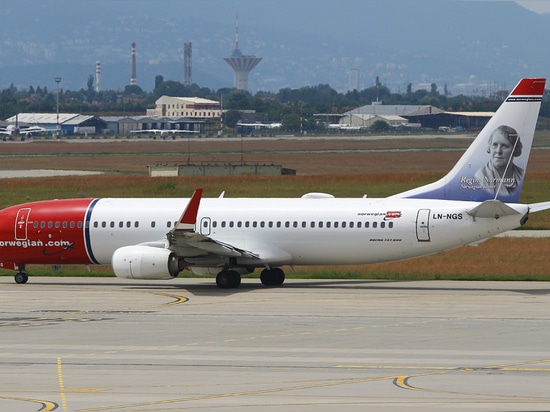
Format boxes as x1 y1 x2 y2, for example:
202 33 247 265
112 245 182 280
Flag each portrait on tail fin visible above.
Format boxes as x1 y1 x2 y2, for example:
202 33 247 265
391 77 545 203
473 125 524 197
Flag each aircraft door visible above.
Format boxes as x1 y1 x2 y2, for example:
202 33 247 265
200 217 211 236
416 209 431 242
15 208 31 240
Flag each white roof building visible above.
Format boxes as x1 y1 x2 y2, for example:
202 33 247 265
338 113 409 128
147 96 221 119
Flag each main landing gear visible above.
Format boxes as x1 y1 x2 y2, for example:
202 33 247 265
215 267 286 289
260 268 285 287
215 269 242 289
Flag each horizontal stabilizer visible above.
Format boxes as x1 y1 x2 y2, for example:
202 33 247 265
529 201 550 213
467 200 520 219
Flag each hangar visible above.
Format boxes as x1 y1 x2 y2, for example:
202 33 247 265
342 103 494 131
5 113 108 136
101 116 205 135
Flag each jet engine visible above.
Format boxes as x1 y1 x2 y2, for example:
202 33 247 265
112 245 183 280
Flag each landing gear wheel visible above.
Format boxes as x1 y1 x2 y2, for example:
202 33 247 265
15 271 29 284
260 268 285 287
216 270 241 289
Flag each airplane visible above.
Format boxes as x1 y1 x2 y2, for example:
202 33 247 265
0 77 548 288
236 122 282 129
130 129 199 137
0 115 49 138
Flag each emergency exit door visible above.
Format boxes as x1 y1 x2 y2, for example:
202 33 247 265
416 209 431 242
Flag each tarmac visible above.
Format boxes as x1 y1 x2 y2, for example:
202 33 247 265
1 277 549 411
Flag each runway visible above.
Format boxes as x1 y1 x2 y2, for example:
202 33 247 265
1 277 549 411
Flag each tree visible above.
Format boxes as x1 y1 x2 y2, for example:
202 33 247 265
87 75 94 93
371 119 390 132
123 84 144 95
153 80 186 99
224 109 242 128
154 75 164 90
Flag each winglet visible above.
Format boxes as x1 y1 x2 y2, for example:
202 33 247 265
172 189 203 232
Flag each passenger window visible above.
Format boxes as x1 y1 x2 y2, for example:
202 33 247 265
334 222 339 228
293 221 298 228
365 222 369 228
318 221 323 228
134 221 139 228
229 221 234 228
373 222 378 228
212 221 217 228
93 222 98 228
253 221 257 228
48 221 53 228
33 221 38 229
349 222 354 228
389 222 394 228
102 221 106 228
78 222 83 229
285 221 290 228
381 222 385 228
221 221 226 228
41 221 46 229
310 221 315 228
277 221 281 228
151 221 156 228
326 222 331 228
357 222 362 228
63 221 68 229
110 221 115 228
302 221 306 228
70 221 75 229
166 221 171 228
342 222 346 228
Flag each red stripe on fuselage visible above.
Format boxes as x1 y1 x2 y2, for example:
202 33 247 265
0 198 95 267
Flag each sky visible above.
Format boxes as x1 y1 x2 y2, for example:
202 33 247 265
1 0 549 94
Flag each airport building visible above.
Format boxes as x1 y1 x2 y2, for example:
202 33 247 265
102 116 204 135
5 113 107 136
146 96 221 118
335 104 494 131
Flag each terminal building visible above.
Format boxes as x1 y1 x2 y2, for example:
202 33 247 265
146 96 221 118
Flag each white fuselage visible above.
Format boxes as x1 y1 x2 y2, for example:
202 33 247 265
86 197 527 267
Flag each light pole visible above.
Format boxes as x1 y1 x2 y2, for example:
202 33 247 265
54 77 61 138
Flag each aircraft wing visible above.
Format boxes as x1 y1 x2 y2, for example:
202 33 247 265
166 189 259 261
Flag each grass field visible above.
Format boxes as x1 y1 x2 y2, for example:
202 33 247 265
1 133 550 281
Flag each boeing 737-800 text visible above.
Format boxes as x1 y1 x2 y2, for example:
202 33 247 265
0 78 548 288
